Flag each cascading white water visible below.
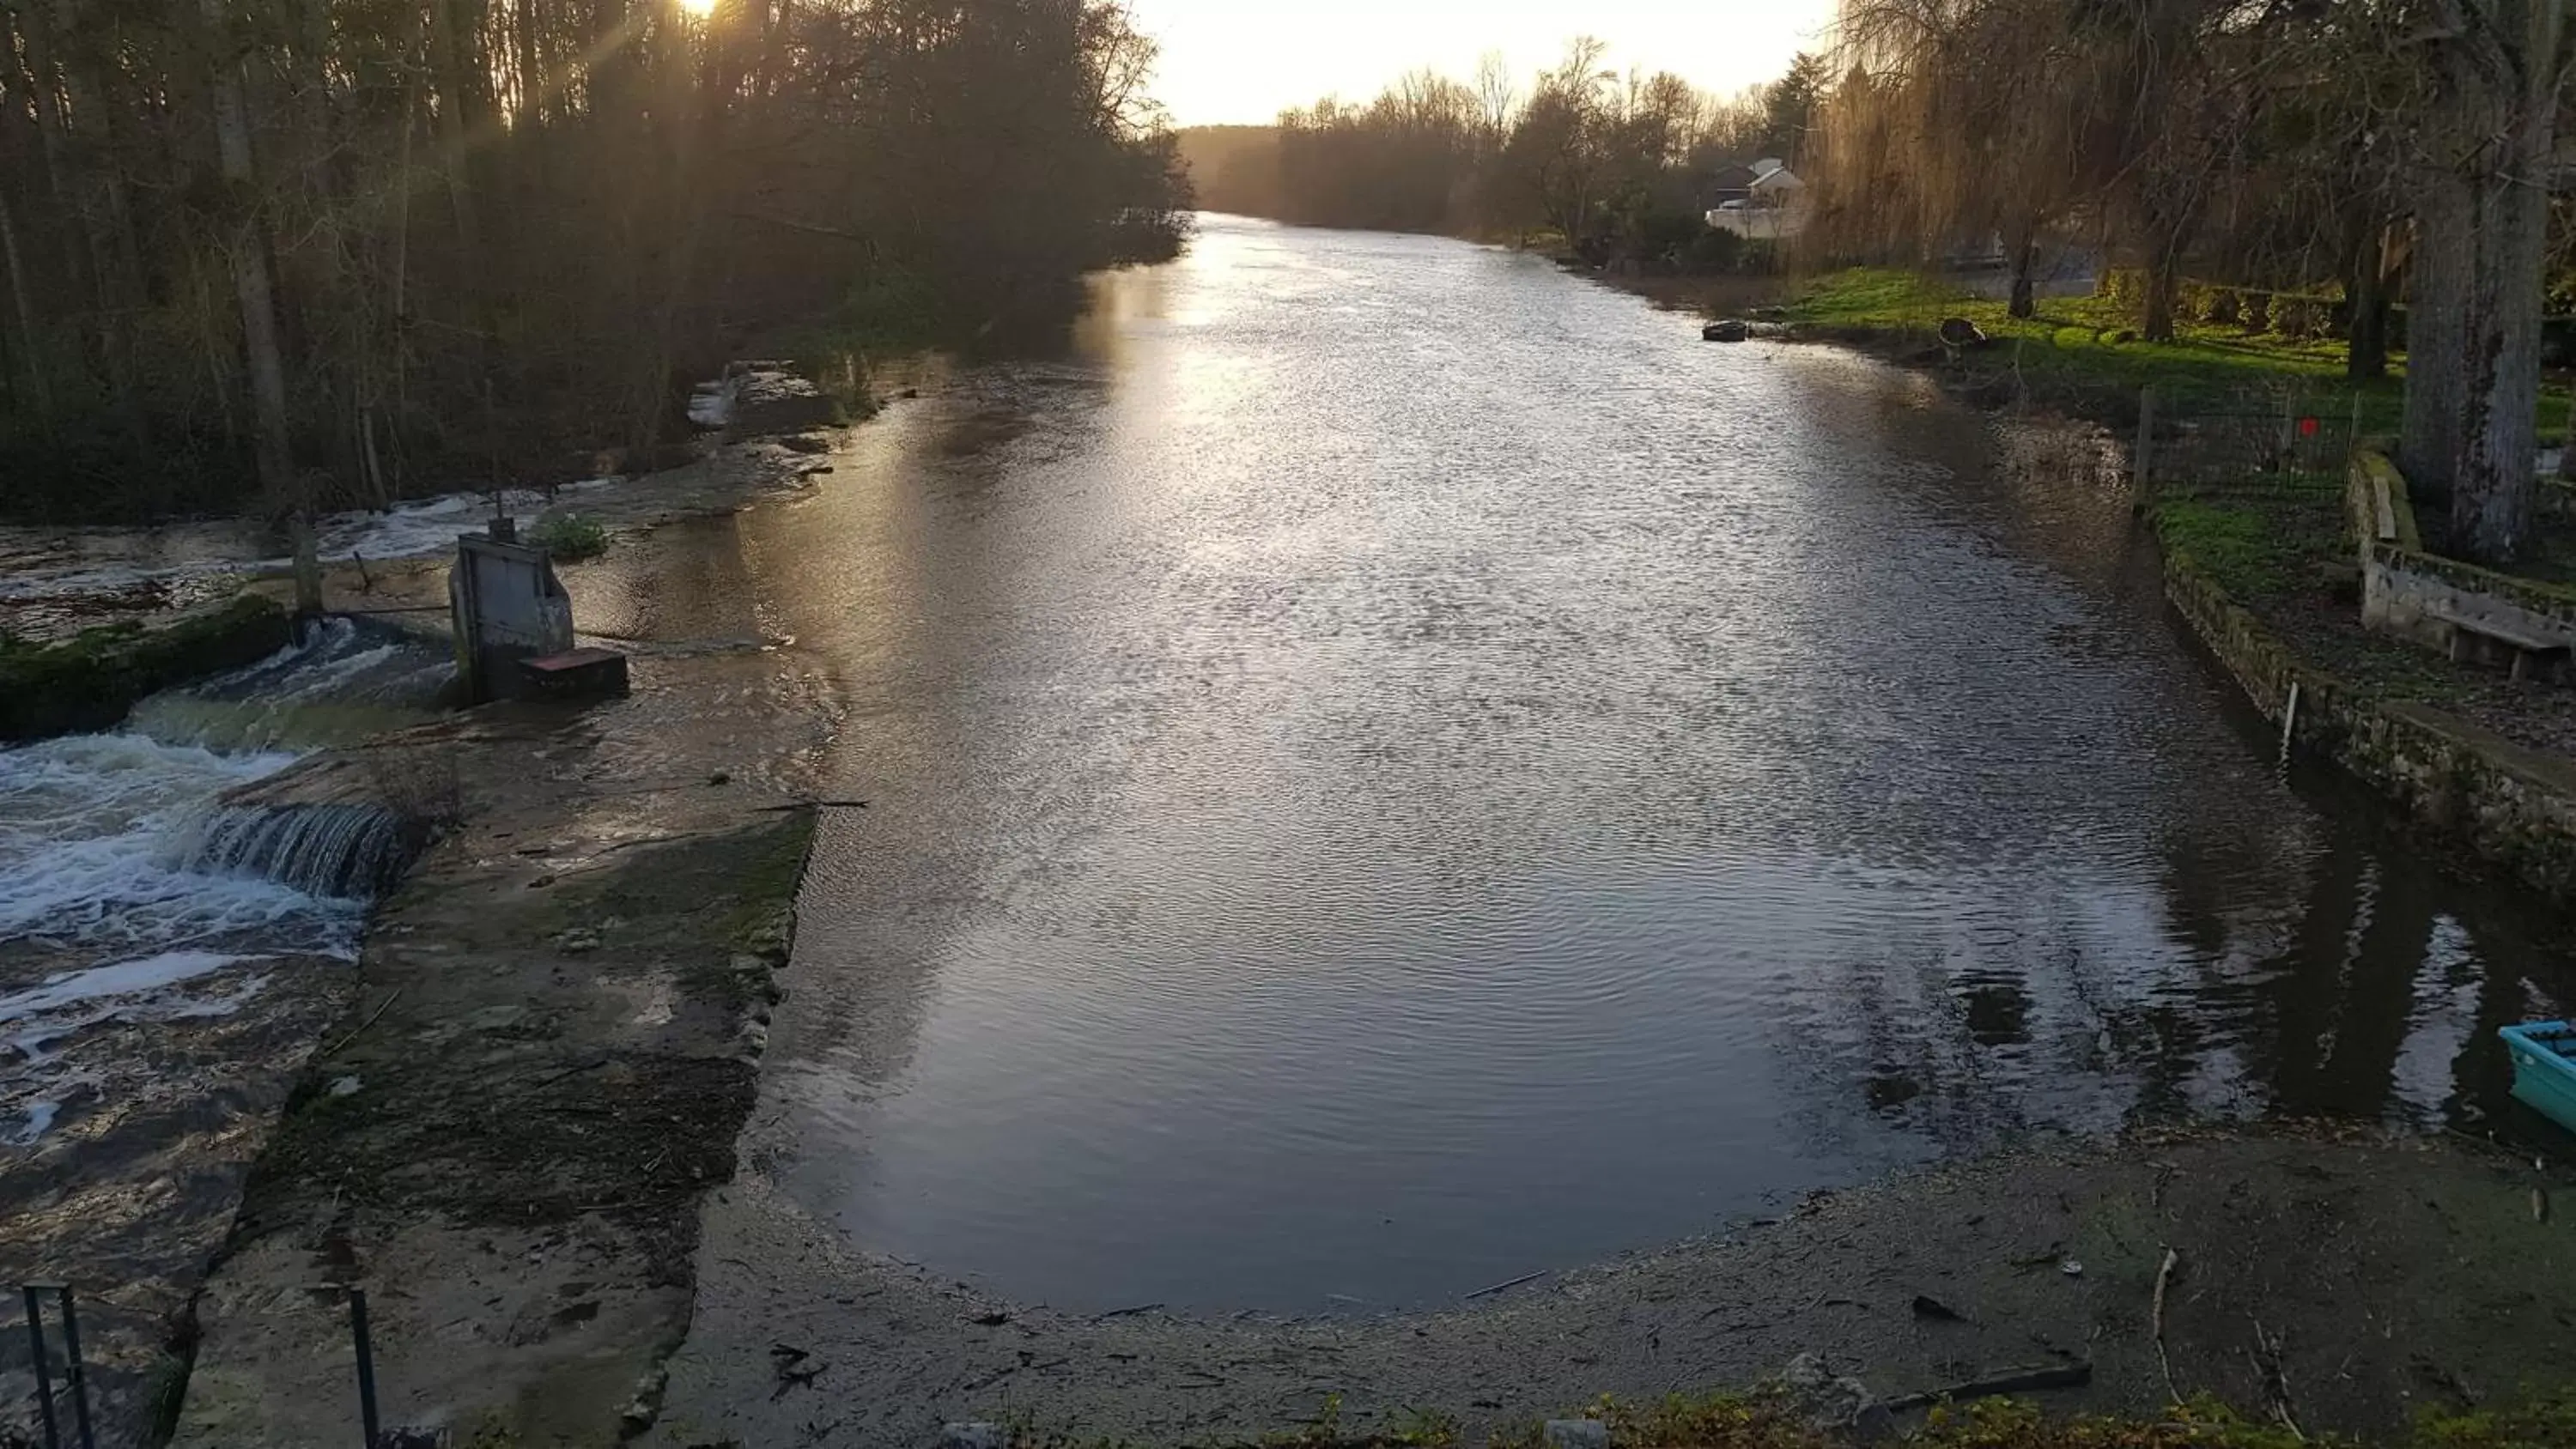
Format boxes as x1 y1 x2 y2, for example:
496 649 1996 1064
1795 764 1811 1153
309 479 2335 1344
0 617 450 1143
182 801 425 900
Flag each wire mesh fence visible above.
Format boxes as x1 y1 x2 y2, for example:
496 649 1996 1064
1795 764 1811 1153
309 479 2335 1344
2132 381 2366 575
2133 382 2363 498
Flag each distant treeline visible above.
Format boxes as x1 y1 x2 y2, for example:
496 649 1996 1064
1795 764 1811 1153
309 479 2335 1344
1178 42 1823 274
0 0 1193 524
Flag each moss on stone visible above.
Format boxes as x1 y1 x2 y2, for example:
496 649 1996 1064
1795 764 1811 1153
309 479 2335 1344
0 593 292 742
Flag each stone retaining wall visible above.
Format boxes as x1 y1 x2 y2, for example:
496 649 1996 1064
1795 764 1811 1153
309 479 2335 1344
2158 522 2576 894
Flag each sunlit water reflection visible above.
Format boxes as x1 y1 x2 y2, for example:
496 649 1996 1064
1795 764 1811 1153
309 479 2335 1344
729 216 2573 1313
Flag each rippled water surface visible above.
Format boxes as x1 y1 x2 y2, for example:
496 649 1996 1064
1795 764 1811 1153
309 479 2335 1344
737 217 2573 1313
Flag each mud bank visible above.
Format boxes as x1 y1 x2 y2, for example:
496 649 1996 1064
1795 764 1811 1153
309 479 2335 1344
646 1127 2571 1446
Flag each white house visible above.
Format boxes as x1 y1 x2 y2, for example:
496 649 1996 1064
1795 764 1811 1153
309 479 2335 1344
1707 158 1809 241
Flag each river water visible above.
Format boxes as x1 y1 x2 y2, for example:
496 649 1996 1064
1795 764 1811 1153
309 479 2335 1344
716 216 2576 1313
0 623 450 1147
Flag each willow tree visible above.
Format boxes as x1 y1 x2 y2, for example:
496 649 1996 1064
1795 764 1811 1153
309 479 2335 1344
1813 0 2127 311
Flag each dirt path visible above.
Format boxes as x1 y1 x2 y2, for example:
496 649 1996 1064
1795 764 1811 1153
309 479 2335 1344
647 1127 2575 1447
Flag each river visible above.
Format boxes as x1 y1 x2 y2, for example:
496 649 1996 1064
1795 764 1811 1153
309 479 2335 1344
690 216 2576 1314
15 215 2567 1325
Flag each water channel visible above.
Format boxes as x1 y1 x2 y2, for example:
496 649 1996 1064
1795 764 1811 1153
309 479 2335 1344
696 216 2576 1314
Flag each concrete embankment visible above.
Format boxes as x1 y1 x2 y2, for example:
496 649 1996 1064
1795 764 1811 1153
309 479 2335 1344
2158 524 2576 894
162 500 835 1445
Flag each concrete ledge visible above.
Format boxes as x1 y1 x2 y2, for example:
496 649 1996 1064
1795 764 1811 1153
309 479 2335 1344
2348 449 2576 676
2159 518 2576 894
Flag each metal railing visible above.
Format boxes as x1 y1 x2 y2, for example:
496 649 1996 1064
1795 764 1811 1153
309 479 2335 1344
16 1283 383 1449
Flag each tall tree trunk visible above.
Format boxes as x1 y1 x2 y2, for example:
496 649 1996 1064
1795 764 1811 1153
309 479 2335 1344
2008 229 2037 319
2343 215 2391 381
2401 191 2468 500
0 181 52 424
2449 8 2561 562
2142 249 2179 343
429 0 484 254
202 0 315 609
12 3 86 297
2407 0 2566 562
56 2 155 451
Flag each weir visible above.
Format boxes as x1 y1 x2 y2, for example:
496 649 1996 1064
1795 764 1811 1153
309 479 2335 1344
182 798 427 900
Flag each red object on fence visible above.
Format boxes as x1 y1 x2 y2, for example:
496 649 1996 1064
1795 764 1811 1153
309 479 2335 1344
2299 416 2320 437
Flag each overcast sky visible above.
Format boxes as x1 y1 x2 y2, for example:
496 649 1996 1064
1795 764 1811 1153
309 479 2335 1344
1130 0 1838 127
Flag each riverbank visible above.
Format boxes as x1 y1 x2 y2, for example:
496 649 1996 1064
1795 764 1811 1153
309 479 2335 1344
55 234 2576 1448
623 228 2576 1448
1705 270 2576 898
644 1125 2573 1446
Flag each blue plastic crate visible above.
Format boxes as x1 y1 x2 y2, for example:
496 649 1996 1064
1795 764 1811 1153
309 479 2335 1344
2500 1021 2576 1135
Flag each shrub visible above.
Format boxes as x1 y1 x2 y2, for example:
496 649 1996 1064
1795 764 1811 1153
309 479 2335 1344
529 512 608 561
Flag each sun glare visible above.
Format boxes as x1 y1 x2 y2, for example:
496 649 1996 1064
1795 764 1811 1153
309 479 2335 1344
679 0 718 16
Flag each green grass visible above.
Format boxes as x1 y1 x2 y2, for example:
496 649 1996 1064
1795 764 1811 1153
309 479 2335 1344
2148 497 2289 600
1783 268 2576 444
1003 1387 2576 1448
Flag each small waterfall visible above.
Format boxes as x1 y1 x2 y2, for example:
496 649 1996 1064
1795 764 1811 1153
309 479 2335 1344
4 612 451 1144
181 801 427 900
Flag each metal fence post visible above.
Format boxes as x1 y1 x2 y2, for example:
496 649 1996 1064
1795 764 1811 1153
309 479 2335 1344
55 1288 92 1449
350 1288 381 1449
22 1287 58 1449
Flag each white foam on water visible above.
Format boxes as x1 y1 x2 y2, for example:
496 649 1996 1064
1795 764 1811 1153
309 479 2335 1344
0 616 440 1143
14 1097 62 1145
690 378 736 428
0 476 619 607
0 949 263 1025
0 732 355 951
310 476 617 564
4 967 270 1071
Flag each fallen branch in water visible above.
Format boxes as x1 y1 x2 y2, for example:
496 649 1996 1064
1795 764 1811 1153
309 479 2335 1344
1464 1270 1549 1300
2153 1246 2182 1404
321 989 403 1058
1877 1360 2093 1412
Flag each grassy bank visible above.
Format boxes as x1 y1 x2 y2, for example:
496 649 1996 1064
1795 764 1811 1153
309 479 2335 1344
1783 270 2428 428
1773 270 2386 615
1260 1388 2576 1449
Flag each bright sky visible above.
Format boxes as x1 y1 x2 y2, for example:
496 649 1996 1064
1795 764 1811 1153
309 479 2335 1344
1130 0 1838 127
